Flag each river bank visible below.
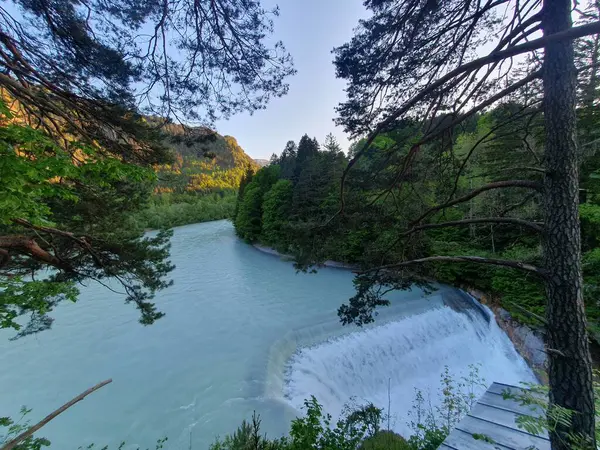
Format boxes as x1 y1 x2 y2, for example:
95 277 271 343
253 244 357 270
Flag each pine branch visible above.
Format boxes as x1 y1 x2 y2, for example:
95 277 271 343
336 20 600 214
11 219 104 267
333 72 542 220
370 20 600 139
0 235 73 272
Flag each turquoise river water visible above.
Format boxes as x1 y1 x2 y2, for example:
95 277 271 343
0 220 535 449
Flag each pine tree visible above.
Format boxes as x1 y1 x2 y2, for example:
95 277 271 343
323 133 343 154
278 140 298 180
332 1 600 446
295 135 320 179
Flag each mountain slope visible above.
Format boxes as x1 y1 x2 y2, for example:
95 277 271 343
157 124 258 193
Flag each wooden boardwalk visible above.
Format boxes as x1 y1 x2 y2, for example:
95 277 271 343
439 382 550 450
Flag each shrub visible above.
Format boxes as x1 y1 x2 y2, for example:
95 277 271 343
360 431 411 450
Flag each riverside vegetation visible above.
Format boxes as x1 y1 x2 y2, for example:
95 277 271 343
3 0 600 448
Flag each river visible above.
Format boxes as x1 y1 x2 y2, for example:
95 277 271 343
0 221 535 449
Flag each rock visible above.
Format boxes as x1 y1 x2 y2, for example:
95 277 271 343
491 306 547 382
498 307 512 321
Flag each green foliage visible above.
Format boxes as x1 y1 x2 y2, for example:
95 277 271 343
490 246 545 325
211 367 487 450
0 104 174 336
262 180 293 249
407 365 485 450
210 398 383 450
210 413 287 450
234 165 280 242
233 102 600 340
156 129 258 195
503 371 600 449
0 407 50 450
233 132 348 267
0 277 78 335
0 119 155 227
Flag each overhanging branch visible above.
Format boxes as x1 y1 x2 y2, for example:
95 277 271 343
372 20 600 138
0 235 73 272
336 20 600 213
11 218 103 267
334 71 542 220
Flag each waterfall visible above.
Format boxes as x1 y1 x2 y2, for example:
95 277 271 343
283 301 536 437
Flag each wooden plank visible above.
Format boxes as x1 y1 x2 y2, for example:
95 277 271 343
457 415 551 450
478 391 545 416
438 444 458 450
443 428 514 450
488 382 546 401
488 382 529 396
469 403 549 439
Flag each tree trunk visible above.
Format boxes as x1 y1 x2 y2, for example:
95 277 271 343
542 1 596 448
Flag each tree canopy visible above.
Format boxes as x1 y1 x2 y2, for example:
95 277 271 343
0 0 295 156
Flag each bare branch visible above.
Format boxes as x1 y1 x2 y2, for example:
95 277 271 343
362 256 547 277
0 379 112 450
402 217 544 236
0 235 72 272
411 180 542 226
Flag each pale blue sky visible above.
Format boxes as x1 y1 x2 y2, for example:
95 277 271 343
215 0 367 159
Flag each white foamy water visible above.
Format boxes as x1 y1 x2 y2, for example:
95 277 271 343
284 304 536 437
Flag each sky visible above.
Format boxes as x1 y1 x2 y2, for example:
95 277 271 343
214 0 367 160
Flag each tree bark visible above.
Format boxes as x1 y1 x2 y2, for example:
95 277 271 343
542 1 596 448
